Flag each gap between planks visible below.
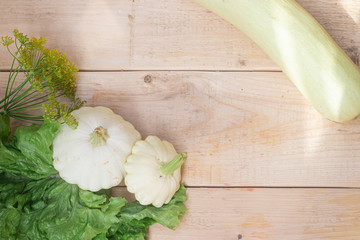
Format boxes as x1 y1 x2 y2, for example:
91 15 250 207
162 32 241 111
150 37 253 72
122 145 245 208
0 69 283 73
114 186 360 190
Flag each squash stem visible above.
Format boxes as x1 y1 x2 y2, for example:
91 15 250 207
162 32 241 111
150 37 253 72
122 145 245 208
160 152 187 176
89 126 109 147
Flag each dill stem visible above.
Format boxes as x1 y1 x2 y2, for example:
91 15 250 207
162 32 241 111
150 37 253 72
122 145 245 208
0 66 28 108
5 71 40 107
5 50 17 102
9 94 49 112
0 97 7 106
11 112 43 117
6 66 22 104
7 90 43 109
9 114 42 124
6 85 33 111
6 46 22 67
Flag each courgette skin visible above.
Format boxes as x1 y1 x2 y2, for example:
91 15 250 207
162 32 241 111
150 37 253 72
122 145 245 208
194 0 360 122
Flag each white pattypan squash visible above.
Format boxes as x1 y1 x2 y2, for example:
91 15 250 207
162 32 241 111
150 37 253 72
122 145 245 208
125 136 186 207
52 106 141 192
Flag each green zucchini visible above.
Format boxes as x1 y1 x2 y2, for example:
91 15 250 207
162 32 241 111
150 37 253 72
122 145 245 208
194 0 360 122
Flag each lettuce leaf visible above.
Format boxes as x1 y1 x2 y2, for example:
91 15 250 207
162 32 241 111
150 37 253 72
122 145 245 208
0 114 11 141
120 185 187 230
0 176 187 240
107 185 187 239
0 118 59 179
0 175 127 240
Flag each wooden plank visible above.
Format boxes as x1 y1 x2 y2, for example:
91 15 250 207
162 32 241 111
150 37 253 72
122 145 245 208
0 0 359 70
2 71 360 187
111 187 360 240
0 0 132 71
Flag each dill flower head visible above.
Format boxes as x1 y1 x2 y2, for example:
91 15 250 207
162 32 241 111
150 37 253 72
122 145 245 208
0 29 84 127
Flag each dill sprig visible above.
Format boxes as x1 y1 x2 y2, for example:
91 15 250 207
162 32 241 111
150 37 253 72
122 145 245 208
0 29 84 128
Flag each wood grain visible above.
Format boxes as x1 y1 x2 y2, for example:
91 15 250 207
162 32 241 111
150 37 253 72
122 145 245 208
111 187 360 240
1 1 360 239
0 0 132 71
0 0 359 70
2 71 360 187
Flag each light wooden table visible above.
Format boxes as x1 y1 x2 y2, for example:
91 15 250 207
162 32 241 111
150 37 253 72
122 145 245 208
1 0 360 239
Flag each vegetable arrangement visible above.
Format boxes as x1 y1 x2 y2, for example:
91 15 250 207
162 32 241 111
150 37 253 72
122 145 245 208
0 30 187 240
193 0 360 123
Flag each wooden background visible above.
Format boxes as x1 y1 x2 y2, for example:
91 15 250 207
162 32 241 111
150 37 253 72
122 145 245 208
1 0 360 239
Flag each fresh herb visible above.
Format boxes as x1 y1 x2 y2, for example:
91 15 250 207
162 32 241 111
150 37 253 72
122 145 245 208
1 30 83 127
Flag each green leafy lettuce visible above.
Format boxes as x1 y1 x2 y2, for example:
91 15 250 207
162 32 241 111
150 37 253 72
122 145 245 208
0 113 59 179
0 116 187 240
0 175 127 240
107 185 187 240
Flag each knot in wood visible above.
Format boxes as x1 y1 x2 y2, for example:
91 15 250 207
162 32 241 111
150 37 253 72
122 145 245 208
144 75 152 83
